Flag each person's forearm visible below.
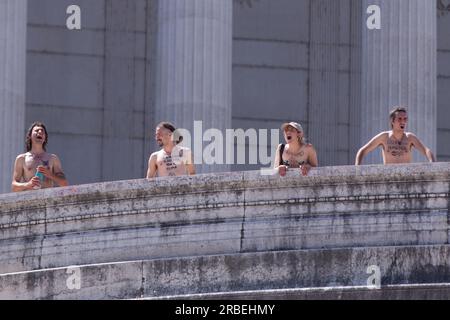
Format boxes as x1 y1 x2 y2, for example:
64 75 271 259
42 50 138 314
187 165 196 175
355 151 364 165
426 149 436 162
11 182 30 192
51 173 68 187
307 161 317 168
147 170 156 178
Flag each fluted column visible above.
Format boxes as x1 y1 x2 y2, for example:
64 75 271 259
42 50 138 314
308 0 342 166
0 0 27 193
361 0 436 164
154 0 232 173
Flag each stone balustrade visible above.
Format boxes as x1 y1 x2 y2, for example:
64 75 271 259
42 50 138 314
0 163 449 299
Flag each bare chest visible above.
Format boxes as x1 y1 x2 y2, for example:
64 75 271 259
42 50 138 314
281 147 308 167
24 153 53 174
383 136 412 159
156 150 187 176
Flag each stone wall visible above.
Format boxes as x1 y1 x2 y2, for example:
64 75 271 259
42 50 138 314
0 163 449 299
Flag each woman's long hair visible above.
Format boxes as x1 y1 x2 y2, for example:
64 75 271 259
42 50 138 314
25 122 48 152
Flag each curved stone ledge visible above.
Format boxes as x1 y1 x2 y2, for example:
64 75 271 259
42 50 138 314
0 163 449 274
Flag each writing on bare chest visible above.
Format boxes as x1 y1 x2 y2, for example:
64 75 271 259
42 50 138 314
386 137 410 157
159 155 179 170
24 154 51 171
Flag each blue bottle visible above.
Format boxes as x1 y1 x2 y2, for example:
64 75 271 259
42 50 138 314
33 164 45 189
35 171 44 182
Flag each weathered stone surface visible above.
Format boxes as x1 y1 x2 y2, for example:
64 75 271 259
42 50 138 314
0 163 449 299
2 245 450 299
147 283 450 300
0 163 449 276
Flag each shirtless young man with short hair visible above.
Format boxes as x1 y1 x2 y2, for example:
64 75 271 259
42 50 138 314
11 122 68 192
355 107 435 165
146 122 195 178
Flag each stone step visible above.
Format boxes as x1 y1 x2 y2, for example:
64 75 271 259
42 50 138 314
140 283 450 300
1 245 450 299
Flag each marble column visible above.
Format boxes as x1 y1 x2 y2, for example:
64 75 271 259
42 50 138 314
154 0 232 173
308 0 345 167
361 0 436 164
0 0 27 193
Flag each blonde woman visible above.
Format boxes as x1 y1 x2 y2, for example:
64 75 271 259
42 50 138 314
273 122 318 176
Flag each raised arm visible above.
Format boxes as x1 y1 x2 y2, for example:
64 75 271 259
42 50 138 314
355 132 385 165
409 133 436 162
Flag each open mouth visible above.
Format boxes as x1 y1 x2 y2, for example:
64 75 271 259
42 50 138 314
287 136 292 141
400 125 405 130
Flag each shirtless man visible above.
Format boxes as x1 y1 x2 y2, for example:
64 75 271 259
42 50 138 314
273 122 318 176
11 122 68 192
355 107 435 165
146 122 195 178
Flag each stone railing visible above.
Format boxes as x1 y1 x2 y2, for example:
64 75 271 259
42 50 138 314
0 163 449 299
